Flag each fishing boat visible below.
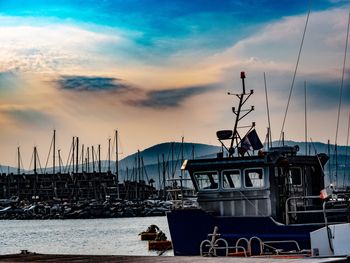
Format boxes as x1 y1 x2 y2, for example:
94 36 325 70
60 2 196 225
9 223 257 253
166 72 350 256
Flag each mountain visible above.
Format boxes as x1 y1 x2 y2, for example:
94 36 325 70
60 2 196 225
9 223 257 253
117 142 220 188
119 142 220 169
3 140 349 187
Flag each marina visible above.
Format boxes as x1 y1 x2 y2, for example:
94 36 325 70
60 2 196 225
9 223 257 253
1 1 350 262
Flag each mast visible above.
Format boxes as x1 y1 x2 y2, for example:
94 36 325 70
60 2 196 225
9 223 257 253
192 144 195 160
328 140 331 181
81 144 84 173
98 144 101 173
136 150 140 200
72 137 75 173
162 153 166 200
87 147 90 173
76 137 79 174
108 137 111 172
115 130 120 199
92 146 95 172
58 149 62 173
224 72 254 157
34 146 37 174
53 130 56 174
264 72 272 148
17 146 20 175
180 136 184 202
157 154 161 198
304 81 308 155
171 142 174 179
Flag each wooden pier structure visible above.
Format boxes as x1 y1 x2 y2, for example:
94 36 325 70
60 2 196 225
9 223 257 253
0 253 348 263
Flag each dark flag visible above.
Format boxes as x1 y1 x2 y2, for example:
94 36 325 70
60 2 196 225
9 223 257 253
247 129 263 150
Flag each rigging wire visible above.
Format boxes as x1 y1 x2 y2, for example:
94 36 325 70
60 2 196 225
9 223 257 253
304 81 308 156
334 10 350 182
279 7 311 144
335 10 350 146
263 72 272 148
44 134 54 173
343 112 350 187
64 140 74 173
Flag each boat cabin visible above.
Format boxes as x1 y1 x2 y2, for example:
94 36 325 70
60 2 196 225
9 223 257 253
182 145 330 224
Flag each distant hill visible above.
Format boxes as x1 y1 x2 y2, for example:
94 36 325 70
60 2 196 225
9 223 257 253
2 140 350 187
119 142 220 168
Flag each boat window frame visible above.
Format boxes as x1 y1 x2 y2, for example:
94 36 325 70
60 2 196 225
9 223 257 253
243 167 265 189
193 170 219 191
288 166 303 186
222 169 242 190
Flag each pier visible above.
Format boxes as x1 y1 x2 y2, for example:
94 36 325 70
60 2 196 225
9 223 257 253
0 253 348 262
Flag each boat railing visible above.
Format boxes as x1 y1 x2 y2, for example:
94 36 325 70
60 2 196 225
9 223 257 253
200 226 248 257
285 195 350 225
201 227 303 257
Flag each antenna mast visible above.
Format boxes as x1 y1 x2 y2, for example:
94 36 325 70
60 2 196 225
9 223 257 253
217 72 254 157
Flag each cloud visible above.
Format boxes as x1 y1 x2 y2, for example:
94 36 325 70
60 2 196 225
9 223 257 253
55 75 133 92
0 17 129 73
0 107 52 127
0 70 21 91
295 72 350 109
131 84 216 109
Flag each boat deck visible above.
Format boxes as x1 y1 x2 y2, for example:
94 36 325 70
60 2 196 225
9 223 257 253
0 253 348 262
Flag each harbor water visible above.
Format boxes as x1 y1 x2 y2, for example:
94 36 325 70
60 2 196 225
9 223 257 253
0 216 173 256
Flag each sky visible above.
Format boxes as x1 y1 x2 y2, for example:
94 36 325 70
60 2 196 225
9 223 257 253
0 0 350 168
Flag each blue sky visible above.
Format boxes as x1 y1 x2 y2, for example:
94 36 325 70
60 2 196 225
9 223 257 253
0 0 349 168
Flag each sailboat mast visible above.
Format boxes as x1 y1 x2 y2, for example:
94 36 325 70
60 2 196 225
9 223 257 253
157 154 161 198
98 144 101 173
76 137 79 174
304 81 308 155
87 147 90 173
180 136 184 202
136 150 140 200
53 130 56 174
34 146 37 174
72 137 75 173
81 144 84 173
17 147 20 175
92 146 95 172
162 153 166 200
58 149 62 173
108 138 111 172
115 130 120 199
264 72 272 148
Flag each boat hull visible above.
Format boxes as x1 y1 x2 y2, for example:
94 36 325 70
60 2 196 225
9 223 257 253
166 209 323 256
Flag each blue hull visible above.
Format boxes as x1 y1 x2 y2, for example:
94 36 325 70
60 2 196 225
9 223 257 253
167 209 323 256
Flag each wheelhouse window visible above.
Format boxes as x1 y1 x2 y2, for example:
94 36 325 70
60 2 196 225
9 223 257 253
223 170 241 189
244 168 264 188
289 167 302 186
193 171 219 190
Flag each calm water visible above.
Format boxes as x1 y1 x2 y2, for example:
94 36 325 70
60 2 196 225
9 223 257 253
0 216 173 256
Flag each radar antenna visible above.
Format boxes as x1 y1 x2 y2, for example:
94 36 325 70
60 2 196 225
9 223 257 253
216 72 256 157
